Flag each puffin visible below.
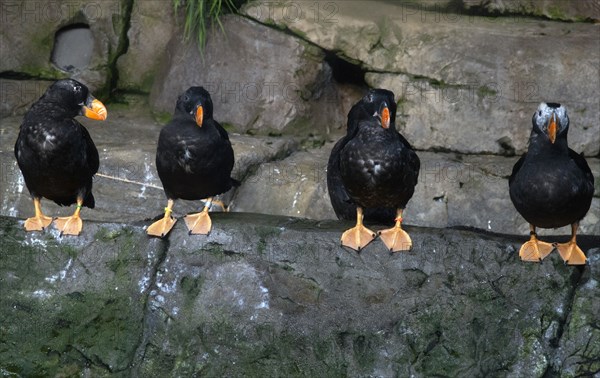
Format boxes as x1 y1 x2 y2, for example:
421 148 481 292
509 102 594 265
147 87 237 238
327 97 396 224
14 79 107 235
331 89 420 252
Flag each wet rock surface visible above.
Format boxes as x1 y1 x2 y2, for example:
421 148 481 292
0 108 298 223
1 109 598 236
1 215 598 376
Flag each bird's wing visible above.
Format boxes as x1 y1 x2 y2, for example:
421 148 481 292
327 136 353 204
396 131 414 150
509 153 527 186
569 148 594 187
213 120 230 141
79 121 99 175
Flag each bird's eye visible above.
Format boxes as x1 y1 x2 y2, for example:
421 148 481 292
184 95 190 102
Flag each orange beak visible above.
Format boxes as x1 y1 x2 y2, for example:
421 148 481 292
195 105 203 127
547 113 557 144
83 98 107 121
381 106 390 129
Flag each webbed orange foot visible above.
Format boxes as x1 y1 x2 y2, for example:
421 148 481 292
147 216 177 238
341 224 376 251
556 241 587 265
148 199 177 238
378 227 412 252
24 214 53 231
184 210 212 235
54 215 83 236
24 197 53 231
518 239 554 262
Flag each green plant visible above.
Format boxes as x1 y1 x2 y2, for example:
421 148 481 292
174 0 239 51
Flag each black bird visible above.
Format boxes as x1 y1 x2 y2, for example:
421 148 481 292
327 97 396 224
147 87 237 237
14 79 107 235
331 89 420 251
509 102 594 265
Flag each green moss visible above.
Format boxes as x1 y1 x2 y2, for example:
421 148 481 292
477 85 498 98
466 285 498 302
289 26 309 40
253 225 282 255
0 220 146 376
152 110 173 124
220 122 237 132
257 237 267 255
20 65 67 80
180 275 204 298
301 135 326 149
144 318 351 376
95 227 123 241
139 72 156 93
545 5 567 21
352 334 378 370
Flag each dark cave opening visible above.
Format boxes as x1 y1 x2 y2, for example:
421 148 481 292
324 52 367 87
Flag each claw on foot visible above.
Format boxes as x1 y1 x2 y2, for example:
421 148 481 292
518 225 554 262
147 216 177 238
378 210 412 252
54 215 83 236
556 242 587 265
148 199 177 238
54 199 85 236
556 222 587 265
341 224 376 251
24 215 53 231
340 207 376 251
24 198 53 231
184 209 212 235
518 239 554 262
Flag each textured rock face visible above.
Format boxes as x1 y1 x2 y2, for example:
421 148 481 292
0 0 127 102
461 0 600 21
391 0 600 22
0 109 298 224
149 14 347 136
116 0 176 92
0 79 51 117
1 215 598 376
1 110 598 236
241 1 600 156
231 147 335 219
231 143 600 236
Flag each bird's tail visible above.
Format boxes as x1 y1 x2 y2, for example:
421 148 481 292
83 192 95 209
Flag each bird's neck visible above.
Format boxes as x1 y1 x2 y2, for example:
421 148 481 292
30 100 76 120
527 131 569 157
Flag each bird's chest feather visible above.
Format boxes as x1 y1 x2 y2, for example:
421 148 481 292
341 134 402 185
23 123 86 165
168 132 228 175
516 158 586 205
